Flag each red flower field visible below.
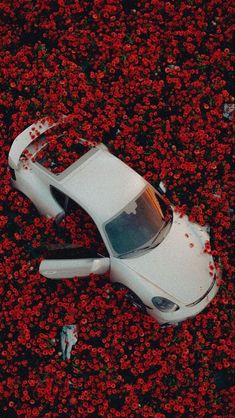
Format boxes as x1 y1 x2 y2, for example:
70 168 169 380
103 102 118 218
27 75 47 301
0 1 234 416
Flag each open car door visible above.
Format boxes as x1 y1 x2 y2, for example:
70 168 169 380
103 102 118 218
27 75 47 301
39 258 110 279
39 245 110 279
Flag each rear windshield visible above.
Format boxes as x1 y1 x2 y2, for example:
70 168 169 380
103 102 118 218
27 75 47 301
21 124 92 175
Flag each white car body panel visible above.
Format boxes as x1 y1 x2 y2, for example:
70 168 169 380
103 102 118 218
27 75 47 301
8 119 220 324
59 149 147 224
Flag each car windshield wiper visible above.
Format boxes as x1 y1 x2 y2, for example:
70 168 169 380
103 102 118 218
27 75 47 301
119 219 171 258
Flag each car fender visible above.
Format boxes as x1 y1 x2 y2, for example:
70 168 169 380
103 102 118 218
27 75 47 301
12 167 64 218
110 257 168 310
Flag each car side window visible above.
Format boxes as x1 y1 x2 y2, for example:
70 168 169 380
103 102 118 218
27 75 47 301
50 185 108 257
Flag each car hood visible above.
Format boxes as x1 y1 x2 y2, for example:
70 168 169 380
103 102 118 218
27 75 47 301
119 211 214 305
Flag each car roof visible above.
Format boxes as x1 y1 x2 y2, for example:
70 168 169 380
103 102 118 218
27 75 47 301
56 148 147 224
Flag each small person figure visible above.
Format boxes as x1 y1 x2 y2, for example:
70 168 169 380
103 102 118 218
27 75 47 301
223 103 234 121
60 325 78 360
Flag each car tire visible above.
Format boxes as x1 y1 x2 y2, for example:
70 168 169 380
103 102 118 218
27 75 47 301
113 282 148 314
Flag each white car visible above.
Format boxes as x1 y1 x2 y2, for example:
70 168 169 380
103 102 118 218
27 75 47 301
8 118 220 325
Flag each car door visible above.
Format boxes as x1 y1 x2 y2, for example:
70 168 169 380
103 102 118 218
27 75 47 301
50 185 108 254
39 250 110 279
39 186 110 279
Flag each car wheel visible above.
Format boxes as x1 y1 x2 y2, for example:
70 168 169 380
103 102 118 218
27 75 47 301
113 282 148 314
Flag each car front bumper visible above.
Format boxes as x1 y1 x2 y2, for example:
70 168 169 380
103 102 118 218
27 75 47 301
150 272 220 325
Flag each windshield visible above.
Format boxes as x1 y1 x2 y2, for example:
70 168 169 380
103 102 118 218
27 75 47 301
104 186 172 257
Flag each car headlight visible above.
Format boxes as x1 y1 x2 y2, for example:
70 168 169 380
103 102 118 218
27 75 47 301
152 296 179 312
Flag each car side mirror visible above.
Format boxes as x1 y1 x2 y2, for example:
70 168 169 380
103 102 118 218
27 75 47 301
157 181 167 195
39 257 110 279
